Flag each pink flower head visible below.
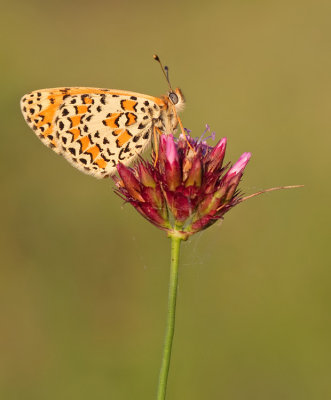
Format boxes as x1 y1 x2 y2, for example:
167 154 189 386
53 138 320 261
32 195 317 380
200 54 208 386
114 130 251 239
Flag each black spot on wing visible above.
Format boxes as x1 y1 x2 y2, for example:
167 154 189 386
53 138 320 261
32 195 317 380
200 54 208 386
143 130 150 140
107 148 115 156
100 153 110 162
118 147 127 161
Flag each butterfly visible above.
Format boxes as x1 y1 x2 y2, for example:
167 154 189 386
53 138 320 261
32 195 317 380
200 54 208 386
20 57 185 179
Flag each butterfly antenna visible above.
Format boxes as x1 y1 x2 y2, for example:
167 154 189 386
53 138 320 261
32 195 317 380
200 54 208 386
164 66 170 82
153 54 173 91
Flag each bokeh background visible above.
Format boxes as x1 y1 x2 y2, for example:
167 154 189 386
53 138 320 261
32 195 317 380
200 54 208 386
1 0 330 399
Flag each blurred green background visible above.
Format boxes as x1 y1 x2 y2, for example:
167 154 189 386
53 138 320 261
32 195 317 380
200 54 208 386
1 0 330 399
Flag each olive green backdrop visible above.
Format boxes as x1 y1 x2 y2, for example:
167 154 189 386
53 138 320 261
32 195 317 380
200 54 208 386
1 0 330 399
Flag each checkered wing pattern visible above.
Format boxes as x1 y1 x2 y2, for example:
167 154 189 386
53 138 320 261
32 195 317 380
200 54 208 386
21 87 165 178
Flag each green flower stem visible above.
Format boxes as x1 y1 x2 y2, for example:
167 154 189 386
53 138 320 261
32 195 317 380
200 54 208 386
156 235 182 400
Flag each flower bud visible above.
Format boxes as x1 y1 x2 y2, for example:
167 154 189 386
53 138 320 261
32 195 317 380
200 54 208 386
185 156 202 188
117 163 144 202
206 137 227 173
164 135 181 190
138 163 156 188
224 152 251 183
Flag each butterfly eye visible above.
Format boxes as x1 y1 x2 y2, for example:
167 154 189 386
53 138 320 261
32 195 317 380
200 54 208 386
169 92 179 105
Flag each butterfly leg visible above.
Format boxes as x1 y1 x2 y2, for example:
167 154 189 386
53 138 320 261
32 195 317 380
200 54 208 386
171 106 195 152
153 125 160 166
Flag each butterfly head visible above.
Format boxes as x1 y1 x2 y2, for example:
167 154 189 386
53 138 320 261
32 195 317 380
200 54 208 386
168 88 185 113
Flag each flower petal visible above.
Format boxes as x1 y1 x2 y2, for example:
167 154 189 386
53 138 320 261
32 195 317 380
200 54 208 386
117 163 144 202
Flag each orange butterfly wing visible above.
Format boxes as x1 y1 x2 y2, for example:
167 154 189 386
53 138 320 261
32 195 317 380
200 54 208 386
21 87 166 178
